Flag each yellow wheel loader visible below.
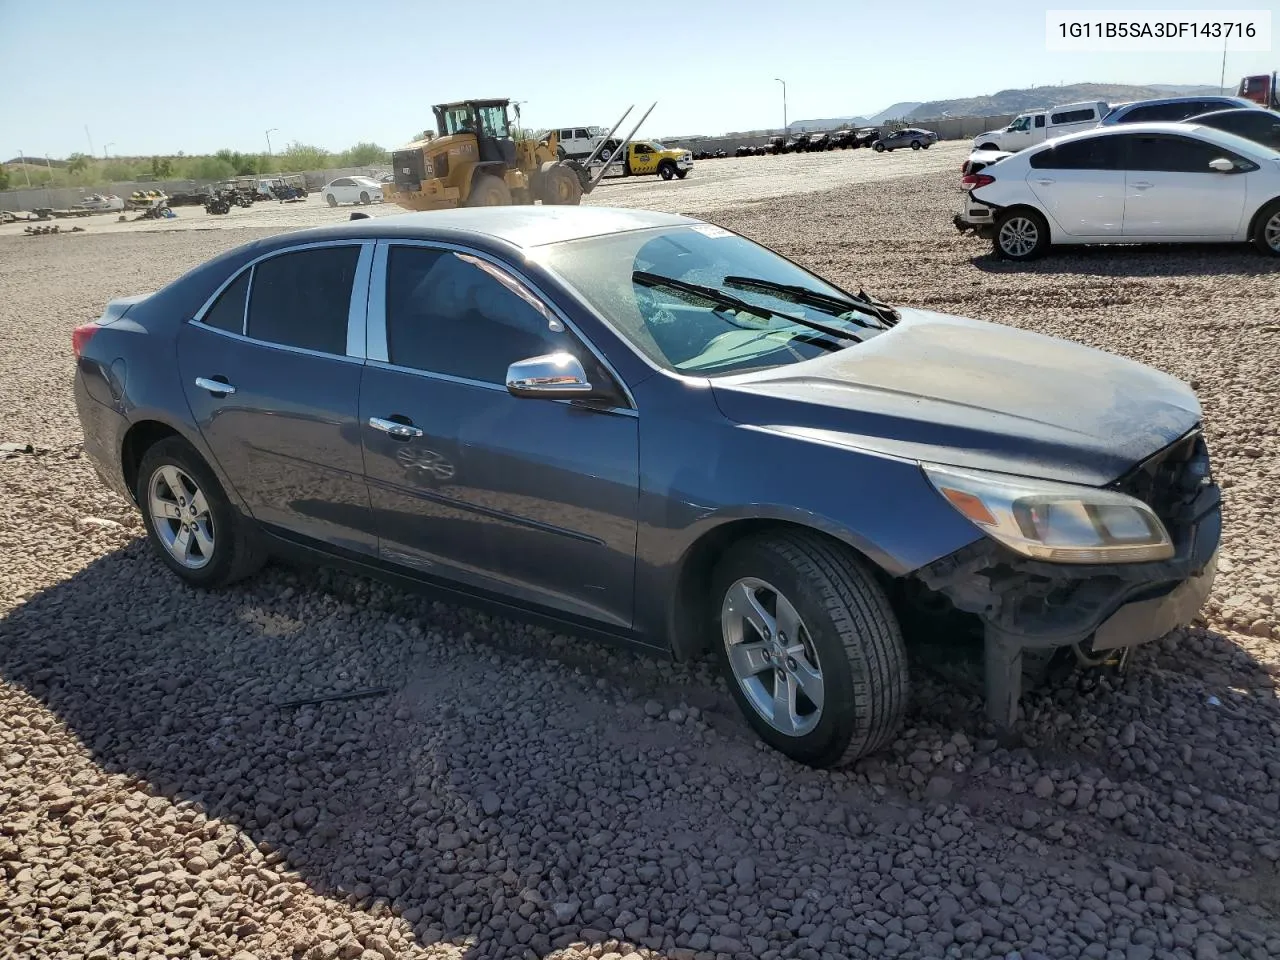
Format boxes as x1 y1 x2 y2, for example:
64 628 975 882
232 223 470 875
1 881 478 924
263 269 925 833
384 99 655 212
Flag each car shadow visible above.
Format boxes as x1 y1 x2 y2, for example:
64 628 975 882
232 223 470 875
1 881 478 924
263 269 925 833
966 242 1280 278
3 543 1278 957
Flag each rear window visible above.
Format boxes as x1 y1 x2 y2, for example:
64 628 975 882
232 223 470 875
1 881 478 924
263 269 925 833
246 246 360 355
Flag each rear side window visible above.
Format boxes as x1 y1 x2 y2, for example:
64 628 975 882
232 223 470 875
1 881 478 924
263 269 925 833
1034 115 1045 128
1050 108 1097 125
201 270 250 334
1121 102 1200 123
1126 135 1247 173
1029 136 1122 170
385 246 567 384
246 246 360 355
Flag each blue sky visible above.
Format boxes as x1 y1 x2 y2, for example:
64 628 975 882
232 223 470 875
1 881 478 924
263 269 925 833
1 0 1275 159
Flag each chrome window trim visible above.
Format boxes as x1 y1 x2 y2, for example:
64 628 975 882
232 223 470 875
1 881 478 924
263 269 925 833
368 238 638 410
189 239 373 361
185 324 366 364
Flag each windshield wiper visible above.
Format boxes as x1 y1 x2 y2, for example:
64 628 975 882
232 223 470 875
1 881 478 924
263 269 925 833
632 271 865 346
721 276 900 326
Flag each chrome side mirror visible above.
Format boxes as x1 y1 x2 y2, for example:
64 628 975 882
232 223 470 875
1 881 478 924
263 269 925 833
505 353 593 398
1208 157 1236 173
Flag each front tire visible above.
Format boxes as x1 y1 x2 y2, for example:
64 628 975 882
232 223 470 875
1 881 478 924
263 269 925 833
675 169 688 179
712 531 908 767
1251 198 1280 256
873 142 886 153
539 165 582 205
993 207 1051 261
136 437 265 589
658 161 676 181
326 194 337 207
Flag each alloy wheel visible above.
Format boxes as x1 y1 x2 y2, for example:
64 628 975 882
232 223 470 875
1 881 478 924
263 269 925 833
721 577 824 736
1266 211 1280 253
148 465 215 569
998 216 1039 258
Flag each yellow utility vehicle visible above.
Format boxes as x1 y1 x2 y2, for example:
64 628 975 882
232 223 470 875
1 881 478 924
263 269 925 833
384 99 657 211
385 98 591 210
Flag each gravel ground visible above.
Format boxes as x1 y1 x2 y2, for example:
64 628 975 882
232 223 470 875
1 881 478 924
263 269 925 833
1 155 1278 960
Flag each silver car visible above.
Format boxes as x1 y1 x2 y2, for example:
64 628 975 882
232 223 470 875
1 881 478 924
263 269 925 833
872 127 939 152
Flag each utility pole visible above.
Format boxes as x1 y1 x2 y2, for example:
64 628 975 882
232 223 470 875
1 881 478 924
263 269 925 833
103 143 114 159
265 128 279 155
774 78 788 134
84 125 94 157
1219 35 1228 94
18 151 31 187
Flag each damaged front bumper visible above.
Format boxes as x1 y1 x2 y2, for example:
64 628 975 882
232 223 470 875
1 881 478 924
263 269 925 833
913 435 1222 726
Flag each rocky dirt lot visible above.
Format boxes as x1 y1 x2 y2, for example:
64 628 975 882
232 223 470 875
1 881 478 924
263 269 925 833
1 156 1278 960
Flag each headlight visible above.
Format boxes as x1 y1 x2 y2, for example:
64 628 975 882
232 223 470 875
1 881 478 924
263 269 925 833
923 463 1173 564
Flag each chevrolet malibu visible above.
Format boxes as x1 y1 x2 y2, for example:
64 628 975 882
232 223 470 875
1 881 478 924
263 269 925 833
72 207 1221 767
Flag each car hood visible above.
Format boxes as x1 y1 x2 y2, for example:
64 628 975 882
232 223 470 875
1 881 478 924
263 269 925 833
710 308 1201 487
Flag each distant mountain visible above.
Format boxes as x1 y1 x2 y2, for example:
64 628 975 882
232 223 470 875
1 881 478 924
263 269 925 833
1145 83 1228 95
898 82 1233 121
864 102 924 125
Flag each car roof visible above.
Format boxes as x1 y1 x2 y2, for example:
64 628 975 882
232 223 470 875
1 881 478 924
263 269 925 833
1111 95 1253 112
1017 120 1280 158
270 206 699 250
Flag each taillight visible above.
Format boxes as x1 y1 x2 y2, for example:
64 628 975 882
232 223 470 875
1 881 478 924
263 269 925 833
72 323 98 358
960 173 995 191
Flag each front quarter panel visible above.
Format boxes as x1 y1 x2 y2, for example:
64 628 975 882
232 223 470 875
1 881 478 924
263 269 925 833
630 373 983 642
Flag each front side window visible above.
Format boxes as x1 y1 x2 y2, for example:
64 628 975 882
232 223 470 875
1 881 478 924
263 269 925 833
574 128 590 139
540 226 886 377
1008 116 1031 132
1126 134 1246 173
385 247 569 384
1121 103 1194 123
246 246 360 355
476 105 510 139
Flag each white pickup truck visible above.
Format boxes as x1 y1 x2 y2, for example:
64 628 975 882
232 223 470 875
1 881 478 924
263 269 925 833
971 100 1109 152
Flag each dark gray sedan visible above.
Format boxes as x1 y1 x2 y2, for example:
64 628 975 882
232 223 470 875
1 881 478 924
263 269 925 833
72 207 1220 767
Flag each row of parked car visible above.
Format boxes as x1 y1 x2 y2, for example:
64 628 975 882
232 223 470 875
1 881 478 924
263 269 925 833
691 126 941 160
954 96 1280 260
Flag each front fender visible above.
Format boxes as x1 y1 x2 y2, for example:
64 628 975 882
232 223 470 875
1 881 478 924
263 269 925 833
629 378 984 644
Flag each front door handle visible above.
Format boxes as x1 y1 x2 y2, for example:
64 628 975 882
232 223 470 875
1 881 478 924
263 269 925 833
369 416 423 440
1131 180 1153 190
1034 178 1055 186
194 376 235 396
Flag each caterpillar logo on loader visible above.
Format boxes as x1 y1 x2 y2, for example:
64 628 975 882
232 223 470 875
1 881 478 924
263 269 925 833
384 100 656 211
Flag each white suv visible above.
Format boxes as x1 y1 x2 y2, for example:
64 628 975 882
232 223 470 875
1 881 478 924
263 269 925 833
959 122 1280 260
548 126 607 160
972 101 1109 153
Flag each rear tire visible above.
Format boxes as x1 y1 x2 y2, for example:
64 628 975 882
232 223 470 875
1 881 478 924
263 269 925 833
712 531 908 767
326 194 337 207
911 140 922 150
136 437 266 589
359 191 370 204
1251 198 1280 256
993 207 1051 261
467 175 512 207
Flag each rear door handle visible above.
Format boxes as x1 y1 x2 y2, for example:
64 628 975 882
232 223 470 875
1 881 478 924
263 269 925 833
1131 180 1154 190
1034 178 1055 185
369 416 423 440
194 377 235 395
